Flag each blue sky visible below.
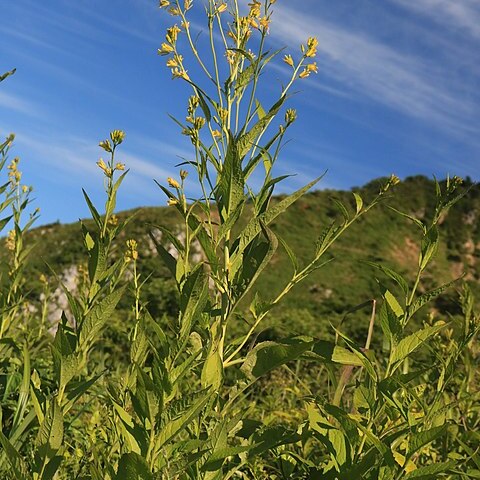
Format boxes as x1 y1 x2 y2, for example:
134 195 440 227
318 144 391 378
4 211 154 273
1 0 479 225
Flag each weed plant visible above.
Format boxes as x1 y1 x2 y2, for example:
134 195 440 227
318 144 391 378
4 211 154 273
0 2 479 479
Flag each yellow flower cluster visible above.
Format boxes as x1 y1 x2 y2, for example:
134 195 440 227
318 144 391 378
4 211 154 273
167 177 181 189
110 129 126 145
7 157 21 186
96 159 125 177
380 174 401 193
285 108 297 124
216 3 227 14
5 229 16 251
297 37 319 79
125 239 138 261
99 130 126 152
158 22 189 80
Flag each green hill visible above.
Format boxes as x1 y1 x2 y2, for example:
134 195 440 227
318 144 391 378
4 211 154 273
3 175 479 342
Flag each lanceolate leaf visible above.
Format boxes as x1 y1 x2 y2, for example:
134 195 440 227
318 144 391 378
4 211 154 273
218 132 244 223
116 453 153 480
79 286 126 348
0 431 31 480
232 223 278 306
153 389 211 453
390 323 447 367
241 338 314 379
237 95 287 158
403 460 455 479
230 176 323 274
409 276 463 317
407 425 449 458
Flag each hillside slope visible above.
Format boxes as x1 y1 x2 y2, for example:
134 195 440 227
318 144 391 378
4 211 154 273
2 175 479 340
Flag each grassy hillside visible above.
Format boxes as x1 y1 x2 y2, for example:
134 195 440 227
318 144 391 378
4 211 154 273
3 175 478 344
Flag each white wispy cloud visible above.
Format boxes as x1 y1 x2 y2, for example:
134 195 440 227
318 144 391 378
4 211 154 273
0 91 41 117
389 0 480 39
271 4 479 138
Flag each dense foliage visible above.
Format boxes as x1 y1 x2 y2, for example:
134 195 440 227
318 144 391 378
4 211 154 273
0 2 479 479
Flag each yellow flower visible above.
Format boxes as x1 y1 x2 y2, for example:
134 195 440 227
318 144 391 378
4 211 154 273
167 57 178 68
194 117 206 130
167 177 181 189
248 0 261 17
285 108 297 124
283 54 294 67
168 6 181 15
166 25 181 44
180 169 188 180
168 198 179 206
299 68 310 79
22 185 29 193
158 43 174 55
96 158 109 174
217 3 227 13
305 37 319 57
184 0 193 10
99 139 112 152
259 16 270 30
5 229 16 251
110 130 126 145
212 129 222 138
126 239 138 260
171 67 190 81
306 62 318 73
218 107 228 123
389 174 400 186
159 0 170 8
225 50 236 65
115 162 126 171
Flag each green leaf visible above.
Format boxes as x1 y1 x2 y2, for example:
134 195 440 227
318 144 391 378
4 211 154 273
241 337 314 379
79 286 126 348
0 214 13 233
154 390 210 452
331 197 350 222
218 132 244 223
201 347 223 390
366 261 409 297
353 191 363 213
379 301 402 346
232 223 278 306
403 460 455 479
35 400 64 472
237 95 286 158
310 340 363 366
11 344 30 436
408 425 448 457
231 175 323 274
0 431 31 479
409 277 463 317
388 206 426 233
383 288 404 318
278 234 298 273
390 322 447 366
149 230 178 280
0 68 16 82
419 225 439 270
82 189 102 229
115 453 153 480
179 267 209 345
202 446 250 472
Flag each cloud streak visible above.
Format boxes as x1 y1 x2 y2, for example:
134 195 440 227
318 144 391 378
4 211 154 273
272 4 479 139
389 0 480 39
